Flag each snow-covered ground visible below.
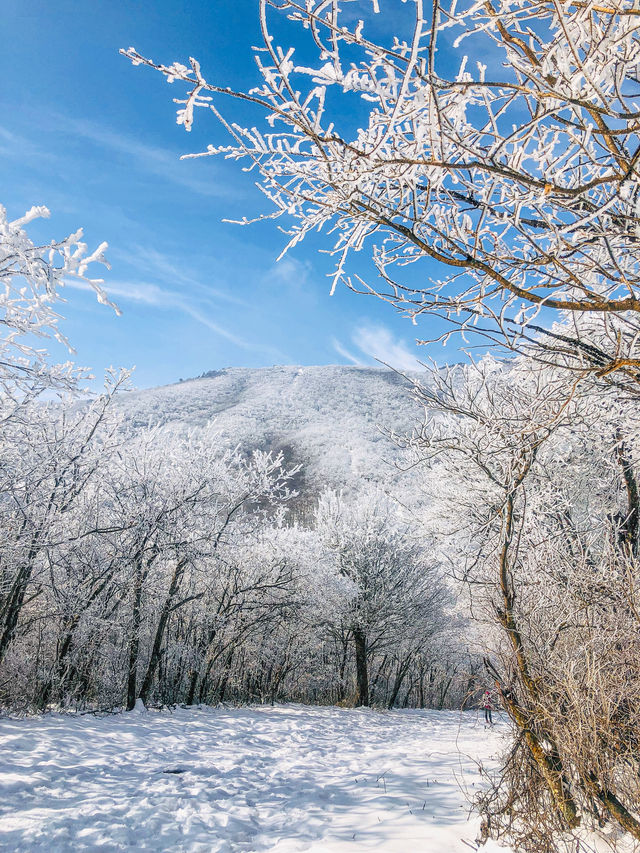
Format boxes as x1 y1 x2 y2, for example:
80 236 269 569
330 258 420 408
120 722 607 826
0 704 511 852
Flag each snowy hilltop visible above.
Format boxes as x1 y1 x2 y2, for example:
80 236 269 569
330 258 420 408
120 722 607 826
117 365 428 495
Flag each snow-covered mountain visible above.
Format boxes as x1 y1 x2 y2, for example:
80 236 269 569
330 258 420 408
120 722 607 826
118 365 425 494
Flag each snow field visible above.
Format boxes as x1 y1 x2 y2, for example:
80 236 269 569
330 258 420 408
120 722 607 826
0 705 511 852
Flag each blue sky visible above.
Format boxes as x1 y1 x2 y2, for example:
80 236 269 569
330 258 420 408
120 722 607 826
2 0 461 389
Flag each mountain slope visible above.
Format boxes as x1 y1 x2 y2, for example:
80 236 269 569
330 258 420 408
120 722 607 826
118 365 425 492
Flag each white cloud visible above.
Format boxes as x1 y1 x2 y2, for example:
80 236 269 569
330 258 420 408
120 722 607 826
64 277 251 349
111 244 249 308
331 337 365 365
59 117 229 198
352 323 422 371
179 303 250 348
98 280 169 306
264 257 312 289
0 126 48 162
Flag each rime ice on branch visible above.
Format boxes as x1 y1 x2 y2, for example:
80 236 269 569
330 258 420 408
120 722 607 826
122 0 640 373
0 204 118 399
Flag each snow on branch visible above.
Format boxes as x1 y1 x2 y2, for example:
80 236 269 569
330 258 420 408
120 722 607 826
0 203 119 399
122 0 640 368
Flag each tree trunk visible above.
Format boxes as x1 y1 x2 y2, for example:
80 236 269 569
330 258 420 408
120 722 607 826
39 620 76 710
353 626 369 707
0 543 39 666
40 572 114 710
388 656 412 710
418 667 425 709
337 631 350 701
437 674 454 710
615 431 640 558
496 488 580 829
216 646 235 703
139 559 186 704
369 654 388 705
186 669 199 706
126 556 145 711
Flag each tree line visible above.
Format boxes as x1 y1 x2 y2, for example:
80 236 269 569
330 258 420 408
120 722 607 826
0 388 463 713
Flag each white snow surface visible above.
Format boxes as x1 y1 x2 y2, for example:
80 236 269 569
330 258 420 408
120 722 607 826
0 704 511 852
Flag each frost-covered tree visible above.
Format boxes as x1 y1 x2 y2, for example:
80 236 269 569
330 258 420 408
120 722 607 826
0 204 117 408
315 486 449 707
410 356 640 848
123 0 640 377
121 4 640 847
0 371 127 688
78 425 297 710
0 201 126 706
0 409 466 715
190 523 333 706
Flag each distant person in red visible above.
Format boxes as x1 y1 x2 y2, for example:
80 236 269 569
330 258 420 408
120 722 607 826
482 690 493 726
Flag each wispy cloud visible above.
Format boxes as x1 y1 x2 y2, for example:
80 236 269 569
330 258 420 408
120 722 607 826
59 116 230 198
353 323 422 371
0 125 57 166
331 337 365 365
330 323 422 370
179 303 250 349
111 244 249 308
65 277 251 349
0 126 36 155
263 256 313 290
